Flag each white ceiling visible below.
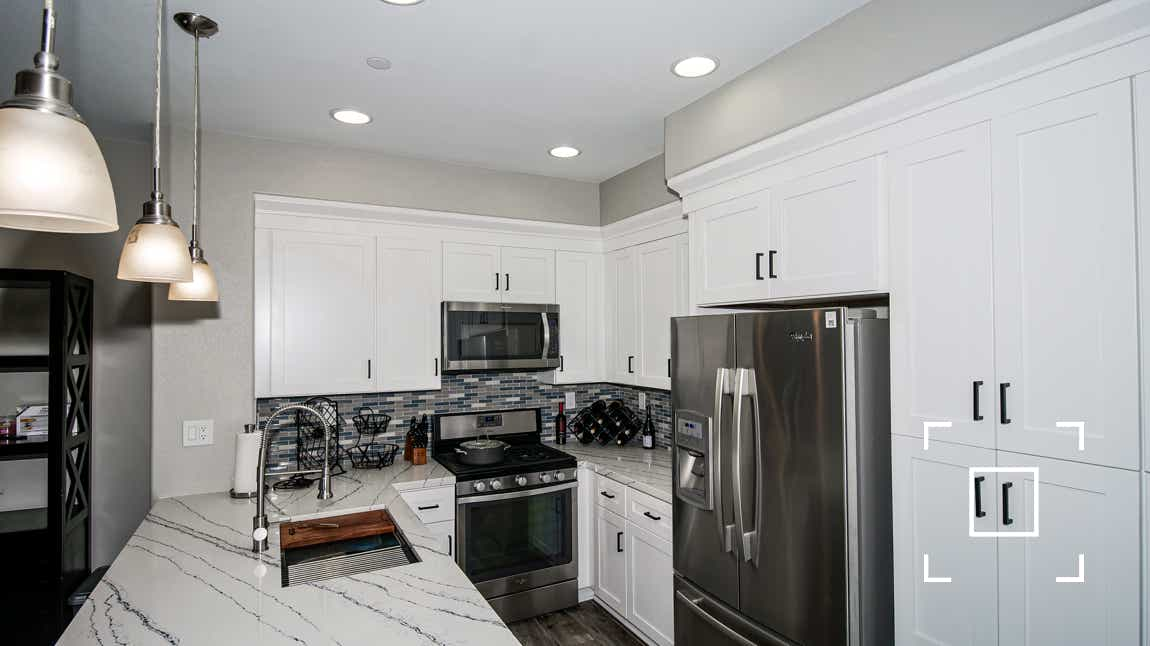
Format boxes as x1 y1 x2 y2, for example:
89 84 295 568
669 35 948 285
7 0 868 182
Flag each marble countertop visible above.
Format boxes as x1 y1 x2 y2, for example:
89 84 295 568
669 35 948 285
559 444 674 503
58 460 518 646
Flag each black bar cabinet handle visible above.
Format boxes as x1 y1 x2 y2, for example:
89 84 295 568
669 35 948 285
667 357 671 377
368 359 372 380
973 380 984 421
616 531 624 553
999 383 1011 424
495 272 500 291
1002 482 1014 526
755 252 765 280
435 357 439 376
768 250 778 279
505 273 510 291
627 356 634 373
974 476 986 518
417 504 439 511
560 355 565 372
643 511 662 522
600 491 615 499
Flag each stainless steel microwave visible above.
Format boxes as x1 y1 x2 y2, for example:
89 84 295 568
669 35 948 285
441 302 560 372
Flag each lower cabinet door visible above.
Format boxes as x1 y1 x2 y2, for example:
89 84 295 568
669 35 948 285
995 453 1141 646
424 520 454 558
595 507 628 616
892 435 999 645
627 523 673 646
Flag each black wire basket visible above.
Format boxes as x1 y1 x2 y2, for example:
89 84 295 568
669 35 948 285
350 407 399 469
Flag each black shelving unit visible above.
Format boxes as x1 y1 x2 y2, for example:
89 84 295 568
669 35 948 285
0 269 93 644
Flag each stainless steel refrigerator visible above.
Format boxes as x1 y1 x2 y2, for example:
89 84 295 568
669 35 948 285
671 308 892 646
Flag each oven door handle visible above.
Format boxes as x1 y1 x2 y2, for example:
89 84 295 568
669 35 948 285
456 481 577 504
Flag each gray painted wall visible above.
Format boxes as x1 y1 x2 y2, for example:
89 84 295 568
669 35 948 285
151 129 600 498
0 137 154 567
664 0 1108 178
599 154 679 225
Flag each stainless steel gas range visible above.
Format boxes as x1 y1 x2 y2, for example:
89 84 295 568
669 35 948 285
432 408 578 623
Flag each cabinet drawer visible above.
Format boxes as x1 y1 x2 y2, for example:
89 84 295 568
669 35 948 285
399 485 455 525
593 474 628 515
626 487 672 542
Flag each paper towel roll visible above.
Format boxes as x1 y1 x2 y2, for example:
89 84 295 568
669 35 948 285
233 432 262 496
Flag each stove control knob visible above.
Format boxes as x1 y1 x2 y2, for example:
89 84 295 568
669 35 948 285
490 480 503 490
555 471 566 481
540 473 552 484
473 481 487 492
515 476 528 487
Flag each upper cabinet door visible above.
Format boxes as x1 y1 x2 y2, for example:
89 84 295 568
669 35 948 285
635 237 677 390
443 242 501 302
767 156 886 300
500 247 556 304
691 189 772 305
891 436 998 646
379 235 442 391
269 230 376 396
1136 73 1150 474
676 234 690 316
992 81 1139 470
996 453 1141 646
606 247 639 385
889 124 996 450
548 251 602 383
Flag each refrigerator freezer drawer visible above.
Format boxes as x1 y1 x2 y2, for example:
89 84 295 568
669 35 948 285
674 577 794 646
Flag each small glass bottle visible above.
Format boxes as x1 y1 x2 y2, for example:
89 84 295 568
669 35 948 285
555 403 568 445
642 403 655 449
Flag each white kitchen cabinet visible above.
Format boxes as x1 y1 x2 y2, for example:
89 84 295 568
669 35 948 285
690 189 771 305
268 230 377 396
627 523 673 646
891 435 999 646
539 251 601 384
636 237 678 389
577 467 595 595
606 247 639 385
767 156 886 299
378 236 442 391
595 505 628 616
443 242 501 302
889 123 996 450
499 247 556 303
676 235 690 315
992 81 1139 471
1136 73 1150 475
995 452 1141 646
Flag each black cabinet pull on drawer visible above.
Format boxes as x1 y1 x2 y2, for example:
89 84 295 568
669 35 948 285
643 511 662 522
600 491 616 499
417 504 439 511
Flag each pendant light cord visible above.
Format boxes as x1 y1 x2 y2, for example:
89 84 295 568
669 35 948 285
151 0 163 196
190 27 200 248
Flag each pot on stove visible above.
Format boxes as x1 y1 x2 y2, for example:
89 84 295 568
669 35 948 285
454 438 508 465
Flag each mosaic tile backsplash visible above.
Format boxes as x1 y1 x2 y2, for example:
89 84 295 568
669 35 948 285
256 372 672 471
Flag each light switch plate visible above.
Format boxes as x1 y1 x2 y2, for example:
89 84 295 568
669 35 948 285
564 392 577 410
638 392 647 408
183 419 214 447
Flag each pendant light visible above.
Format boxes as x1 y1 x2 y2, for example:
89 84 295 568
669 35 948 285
0 0 118 233
118 0 193 283
168 12 220 302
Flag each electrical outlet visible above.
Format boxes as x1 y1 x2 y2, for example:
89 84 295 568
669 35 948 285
564 392 576 410
638 392 647 408
183 419 214 447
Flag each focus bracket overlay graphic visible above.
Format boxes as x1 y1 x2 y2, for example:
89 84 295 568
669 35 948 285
922 554 952 584
968 467 1039 538
1055 421 1086 451
1055 554 1086 584
921 421 952 450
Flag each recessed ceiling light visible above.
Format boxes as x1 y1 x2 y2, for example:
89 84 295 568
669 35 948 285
381 0 425 5
366 57 392 71
330 109 372 125
549 146 580 159
672 56 719 78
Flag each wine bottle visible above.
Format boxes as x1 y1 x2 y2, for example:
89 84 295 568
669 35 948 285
555 403 568 445
642 403 655 449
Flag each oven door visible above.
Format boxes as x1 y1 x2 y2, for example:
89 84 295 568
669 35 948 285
442 302 560 371
456 481 578 598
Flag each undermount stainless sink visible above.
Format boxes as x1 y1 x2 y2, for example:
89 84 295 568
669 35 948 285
279 510 419 587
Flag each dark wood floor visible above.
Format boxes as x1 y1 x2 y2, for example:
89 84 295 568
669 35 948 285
509 601 647 646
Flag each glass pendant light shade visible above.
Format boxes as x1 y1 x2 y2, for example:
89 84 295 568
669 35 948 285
168 255 218 301
117 220 193 282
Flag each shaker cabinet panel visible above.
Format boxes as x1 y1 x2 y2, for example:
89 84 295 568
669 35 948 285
691 190 771 305
767 156 886 299
269 230 377 396
889 123 996 450
606 247 639 385
443 242 501 302
379 236 442 391
992 80 1139 470
499 247 555 304
891 436 999 646
595 506 628 616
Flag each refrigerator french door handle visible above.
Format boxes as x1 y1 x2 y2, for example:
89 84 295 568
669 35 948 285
734 367 761 566
731 368 747 562
712 368 734 553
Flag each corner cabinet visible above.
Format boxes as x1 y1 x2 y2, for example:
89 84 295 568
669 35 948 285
690 156 886 306
443 243 555 304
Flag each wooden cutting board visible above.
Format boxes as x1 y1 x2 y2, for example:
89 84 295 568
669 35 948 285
280 509 395 550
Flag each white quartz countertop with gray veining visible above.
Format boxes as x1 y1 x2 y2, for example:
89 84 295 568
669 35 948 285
559 444 674 503
57 460 519 646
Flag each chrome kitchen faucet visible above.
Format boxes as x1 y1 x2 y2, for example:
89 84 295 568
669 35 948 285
251 404 335 552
